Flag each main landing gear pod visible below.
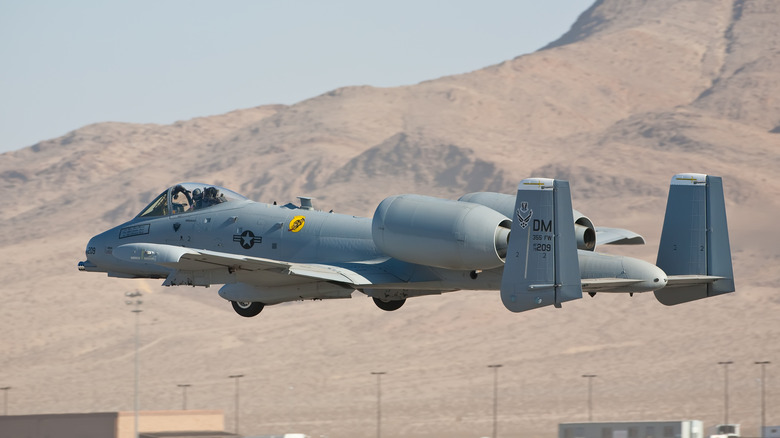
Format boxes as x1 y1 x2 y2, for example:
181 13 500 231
231 301 264 317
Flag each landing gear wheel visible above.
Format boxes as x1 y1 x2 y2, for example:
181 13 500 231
231 300 264 317
373 297 405 312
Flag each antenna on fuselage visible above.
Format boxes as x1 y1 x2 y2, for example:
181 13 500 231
298 196 314 210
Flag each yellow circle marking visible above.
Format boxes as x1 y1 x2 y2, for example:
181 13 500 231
288 215 306 232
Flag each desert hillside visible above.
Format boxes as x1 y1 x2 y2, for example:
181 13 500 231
1 0 778 437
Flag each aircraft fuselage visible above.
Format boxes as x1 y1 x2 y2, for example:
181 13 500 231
83 194 664 295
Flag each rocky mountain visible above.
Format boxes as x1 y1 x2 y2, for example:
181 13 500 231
1 0 778 437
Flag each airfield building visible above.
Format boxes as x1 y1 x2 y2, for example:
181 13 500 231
0 410 233 438
559 420 704 438
763 426 780 438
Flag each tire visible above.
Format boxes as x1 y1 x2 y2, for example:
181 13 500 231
231 300 264 317
373 297 405 312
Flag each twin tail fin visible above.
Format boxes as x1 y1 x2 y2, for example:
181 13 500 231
500 178 582 312
654 173 735 305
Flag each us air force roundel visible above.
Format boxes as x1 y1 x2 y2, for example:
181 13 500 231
233 230 261 249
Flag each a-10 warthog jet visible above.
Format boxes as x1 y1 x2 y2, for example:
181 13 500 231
79 173 735 317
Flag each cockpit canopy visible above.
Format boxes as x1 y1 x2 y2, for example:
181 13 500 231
136 183 248 218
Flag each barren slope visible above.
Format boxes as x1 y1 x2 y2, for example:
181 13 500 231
1 0 779 437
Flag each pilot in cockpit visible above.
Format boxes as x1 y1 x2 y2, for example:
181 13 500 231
192 188 204 210
202 186 226 207
171 185 194 214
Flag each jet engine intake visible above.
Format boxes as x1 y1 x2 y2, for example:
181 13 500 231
372 195 512 270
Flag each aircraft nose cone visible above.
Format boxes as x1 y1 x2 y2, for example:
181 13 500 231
79 233 106 272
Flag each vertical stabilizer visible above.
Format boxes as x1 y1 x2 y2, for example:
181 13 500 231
654 173 735 305
500 178 582 312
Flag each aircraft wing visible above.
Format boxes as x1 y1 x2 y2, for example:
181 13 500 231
113 242 403 287
595 227 645 245
115 242 291 272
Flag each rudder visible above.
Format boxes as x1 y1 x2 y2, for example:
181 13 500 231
500 178 582 312
654 173 735 305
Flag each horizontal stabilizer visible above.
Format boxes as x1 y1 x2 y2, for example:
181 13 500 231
500 178 582 312
665 275 726 287
654 173 735 305
581 278 644 292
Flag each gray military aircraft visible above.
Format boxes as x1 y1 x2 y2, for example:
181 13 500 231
79 173 735 317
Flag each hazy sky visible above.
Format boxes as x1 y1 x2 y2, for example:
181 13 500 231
0 0 591 153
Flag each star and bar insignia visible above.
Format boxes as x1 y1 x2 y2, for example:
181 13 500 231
233 230 261 249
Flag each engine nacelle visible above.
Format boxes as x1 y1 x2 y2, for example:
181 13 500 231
458 192 597 251
372 195 512 270
574 214 595 251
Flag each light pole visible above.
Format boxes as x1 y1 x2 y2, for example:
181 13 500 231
582 374 597 422
229 374 244 434
177 384 191 410
0 387 10 415
125 291 143 438
488 365 503 438
718 361 734 425
371 372 387 438
755 361 771 438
